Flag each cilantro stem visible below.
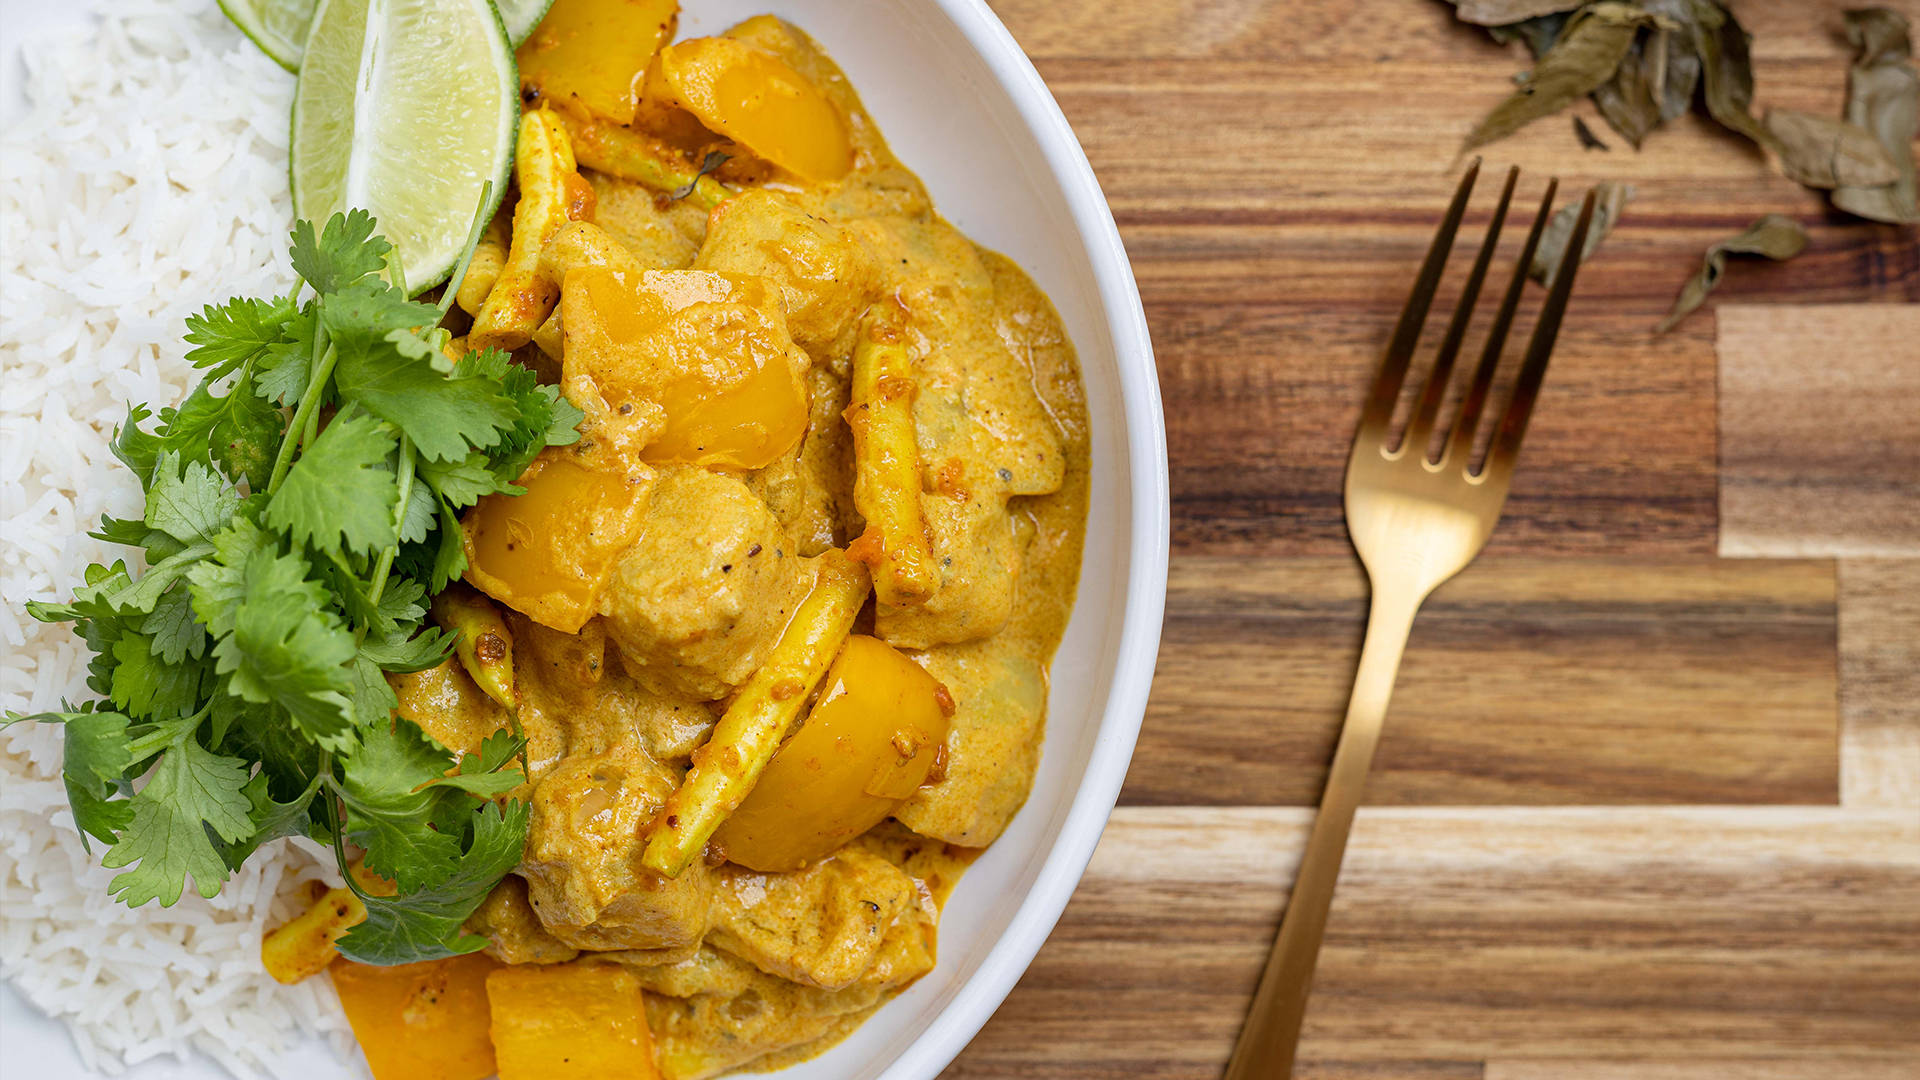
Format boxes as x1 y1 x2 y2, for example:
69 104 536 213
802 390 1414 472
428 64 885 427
438 181 496 318
366 435 415 607
265 313 334 495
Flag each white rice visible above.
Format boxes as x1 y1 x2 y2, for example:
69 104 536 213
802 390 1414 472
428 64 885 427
0 1 361 1075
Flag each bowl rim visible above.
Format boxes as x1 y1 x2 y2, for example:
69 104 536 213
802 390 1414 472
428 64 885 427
873 2 1169 1078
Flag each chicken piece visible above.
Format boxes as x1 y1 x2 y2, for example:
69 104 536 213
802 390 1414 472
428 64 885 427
519 743 713 952
861 232 1067 648
597 467 815 701
892 641 1047 847
513 613 719 768
745 362 853 557
706 847 917 991
693 189 880 360
585 173 699 269
632 945 892 1080
467 875 580 965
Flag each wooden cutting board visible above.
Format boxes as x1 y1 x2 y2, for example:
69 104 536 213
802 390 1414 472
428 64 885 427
944 1 1920 1076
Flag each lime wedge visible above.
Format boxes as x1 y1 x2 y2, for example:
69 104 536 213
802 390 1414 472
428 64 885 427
218 0 317 72
291 0 519 293
496 0 557 46
224 0 549 70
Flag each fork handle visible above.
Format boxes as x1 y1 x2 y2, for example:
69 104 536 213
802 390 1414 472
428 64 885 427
1222 588 1422 1080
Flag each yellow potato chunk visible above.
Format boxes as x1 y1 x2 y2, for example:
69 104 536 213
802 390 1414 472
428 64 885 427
462 447 656 633
714 635 950 873
560 265 810 470
517 0 679 125
640 36 852 182
330 954 498 1080
488 961 662 1080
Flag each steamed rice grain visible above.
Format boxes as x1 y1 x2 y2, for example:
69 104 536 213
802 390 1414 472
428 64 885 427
1 1 364 1075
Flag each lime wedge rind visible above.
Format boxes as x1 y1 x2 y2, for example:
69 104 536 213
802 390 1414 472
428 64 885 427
223 0 552 71
218 0 315 72
496 0 557 46
290 0 519 295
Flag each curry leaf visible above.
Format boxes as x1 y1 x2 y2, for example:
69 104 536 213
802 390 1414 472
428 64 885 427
1831 8 1919 224
1572 114 1611 150
1762 108 1904 189
1532 182 1634 290
1656 215 1808 333
1687 0 1768 147
1463 2 1654 153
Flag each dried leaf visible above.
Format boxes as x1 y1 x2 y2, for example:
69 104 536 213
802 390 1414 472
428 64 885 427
1763 108 1904 189
1686 0 1771 147
1488 12 1574 59
1451 0 1586 27
1592 36 1664 147
1656 215 1808 333
1532 182 1634 289
1653 25 1703 121
1463 3 1655 153
1831 8 1919 224
1573 115 1611 150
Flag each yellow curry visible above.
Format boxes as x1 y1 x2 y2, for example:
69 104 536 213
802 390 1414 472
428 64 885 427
259 2 1088 1078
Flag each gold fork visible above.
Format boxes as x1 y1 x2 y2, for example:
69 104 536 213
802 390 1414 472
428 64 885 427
1222 162 1597 1080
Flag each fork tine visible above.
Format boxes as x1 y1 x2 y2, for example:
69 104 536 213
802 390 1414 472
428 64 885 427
1359 160 1481 434
1483 186 1598 478
1443 177 1559 470
1402 165 1518 460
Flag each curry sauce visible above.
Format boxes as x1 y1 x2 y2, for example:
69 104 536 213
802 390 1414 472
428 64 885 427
377 10 1087 1078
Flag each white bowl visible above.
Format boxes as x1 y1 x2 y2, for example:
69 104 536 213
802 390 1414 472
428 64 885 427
0 1 1169 1077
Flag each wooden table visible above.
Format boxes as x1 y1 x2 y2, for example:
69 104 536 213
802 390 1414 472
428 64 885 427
944 1 1920 1076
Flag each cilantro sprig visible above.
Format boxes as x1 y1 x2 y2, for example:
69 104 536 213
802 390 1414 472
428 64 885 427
10 210 583 965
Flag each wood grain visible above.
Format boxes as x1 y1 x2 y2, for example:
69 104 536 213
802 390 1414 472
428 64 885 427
944 807 1920 1079
1484 1062 1920 1080
1124 555 1839 806
981 0 1918 558
1718 305 1920 558
940 1 1918 1076
1840 560 1920 810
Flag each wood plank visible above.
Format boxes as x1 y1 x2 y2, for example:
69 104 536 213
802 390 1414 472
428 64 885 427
1122 556 1840 806
974 0 1920 558
1718 305 1920 558
1485 1061 1920 1080
944 807 1920 1078
1840 560 1920 810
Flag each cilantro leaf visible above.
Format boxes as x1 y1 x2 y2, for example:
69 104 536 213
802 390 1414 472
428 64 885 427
209 370 286 490
225 769 325 869
101 736 253 907
425 730 526 798
4 707 137 846
418 451 506 508
109 634 206 720
110 403 163 485
291 211 390 296
339 720 464 891
141 584 206 664
255 304 317 407
212 546 357 752
334 347 520 463
398 480 438 543
266 411 400 556
145 453 234 547
348 653 401 728
335 799 528 966
184 295 295 377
